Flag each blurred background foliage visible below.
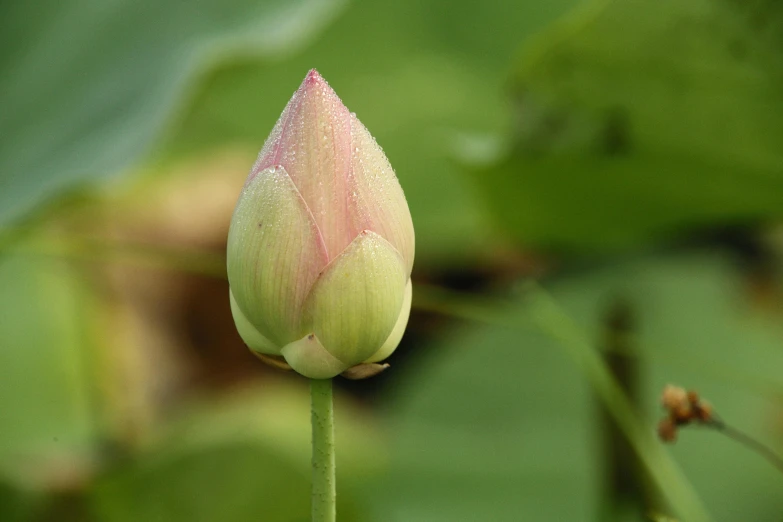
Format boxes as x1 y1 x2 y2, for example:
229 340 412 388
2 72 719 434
1 0 783 520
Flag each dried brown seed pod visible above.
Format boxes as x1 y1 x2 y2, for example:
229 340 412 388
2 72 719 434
658 417 678 443
661 384 688 412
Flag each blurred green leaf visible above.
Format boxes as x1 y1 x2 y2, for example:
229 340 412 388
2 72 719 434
90 385 380 522
0 253 98 483
548 254 783 395
155 0 582 267
368 299 600 521
371 253 783 521
0 481 39 522
467 0 783 251
0 0 344 226
93 442 320 522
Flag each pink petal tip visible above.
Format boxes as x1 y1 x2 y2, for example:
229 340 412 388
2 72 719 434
304 69 325 87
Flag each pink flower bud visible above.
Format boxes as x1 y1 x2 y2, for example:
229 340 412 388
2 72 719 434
227 70 415 379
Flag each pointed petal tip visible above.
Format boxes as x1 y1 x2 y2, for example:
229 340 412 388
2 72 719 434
302 69 332 93
299 69 340 101
305 68 323 85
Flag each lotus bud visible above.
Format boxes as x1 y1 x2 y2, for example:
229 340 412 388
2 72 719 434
227 70 415 379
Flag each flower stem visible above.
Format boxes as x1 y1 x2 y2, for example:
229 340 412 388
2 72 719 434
708 419 783 475
311 378 336 522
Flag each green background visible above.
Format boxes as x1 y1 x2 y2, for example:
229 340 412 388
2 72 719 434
1 0 782 520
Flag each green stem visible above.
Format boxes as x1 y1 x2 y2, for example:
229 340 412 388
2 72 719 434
311 378 336 522
526 284 713 522
709 419 783 475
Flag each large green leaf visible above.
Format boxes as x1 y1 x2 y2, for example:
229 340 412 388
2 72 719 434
0 0 344 226
467 0 783 251
154 0 582 267
369 253 783 521
369 315 600 521
89 385 381 522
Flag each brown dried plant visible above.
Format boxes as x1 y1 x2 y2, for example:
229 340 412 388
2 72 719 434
657 384 783 475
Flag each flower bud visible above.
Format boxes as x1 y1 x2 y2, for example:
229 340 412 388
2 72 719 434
227 70 415 379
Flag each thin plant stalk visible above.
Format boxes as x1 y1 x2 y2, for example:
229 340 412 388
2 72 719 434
311 378 336 522
710 419 783 475
527 284 713 522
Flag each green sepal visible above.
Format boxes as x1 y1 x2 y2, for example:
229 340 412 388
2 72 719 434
303 231 407 366
227 165 328 346
365 278 412 363
280 333 348 379
229 289 280 355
